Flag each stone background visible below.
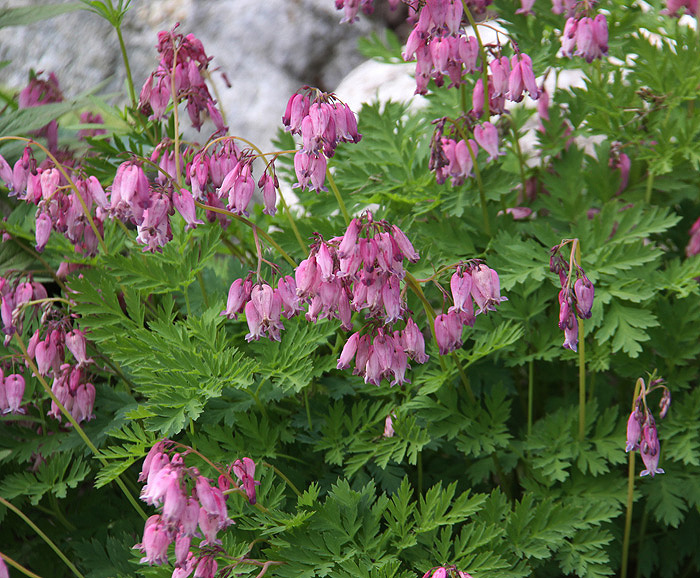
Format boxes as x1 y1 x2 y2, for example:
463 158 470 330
0 0 398 146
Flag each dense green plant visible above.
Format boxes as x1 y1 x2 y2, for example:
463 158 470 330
1 1 699 577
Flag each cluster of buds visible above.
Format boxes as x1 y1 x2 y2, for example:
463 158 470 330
139 26 225 132
550 240 594 352
282 88 361 191
434 263 506 354
626 377 670 478
423 565 473 578
18 71 63 153
430 119 501 185
0 371 26 415
401 0 482 94
135 441 259 576
334 0 401 22
560 13 608 63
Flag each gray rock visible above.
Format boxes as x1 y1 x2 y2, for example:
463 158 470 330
0 0 377 147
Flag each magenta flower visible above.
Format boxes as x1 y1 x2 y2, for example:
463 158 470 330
135 515 172 565
3 374 25 414
625 407 644 452
233 457 261 504
640 420 665 477
573 276 594 319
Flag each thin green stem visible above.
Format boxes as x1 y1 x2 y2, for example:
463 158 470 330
511 125 528 203
491 453 513 501
578 317 586 441
304 390 313 430
263 462 302 497
634 505 649 578
644 172 654 204
326 170 350 226
575 240 586 442
115 25 136 108
462 3 490 118
450 352 476 403
183 283 192 316
277 187 308 256
170 44 183 188
620 452 636 578
197 271 210 308
417 451 423 495
194 200 297 268
13 335 147 521
621 378 643 578
0 496 84 578
527 359 534 438
459 136 492 237
0 551 45 578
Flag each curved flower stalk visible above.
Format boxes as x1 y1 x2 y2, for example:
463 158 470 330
550 239 594 352
625 376 670 477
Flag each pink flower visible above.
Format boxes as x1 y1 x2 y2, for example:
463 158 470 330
640 419 664 477
173 188 204 230
573 276 594 319
35 212 53 252
473 122 501 162
434 311 463 355
135 515 172 565
625 406 643 452
470 264 507 314
3 374 25 414
233 457 261 504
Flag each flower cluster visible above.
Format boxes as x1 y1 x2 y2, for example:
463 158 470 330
401 0 481 94
1 274 97 424
626 377 670 477
560 13 608 63
430 119 501 185
136 441 259 575
550 240 594 352
282 88 362 191
434 263 506 354
0 146 108 256
338 319 429 386
139 26 225 132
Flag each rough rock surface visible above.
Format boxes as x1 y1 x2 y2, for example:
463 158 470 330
0 0 377 146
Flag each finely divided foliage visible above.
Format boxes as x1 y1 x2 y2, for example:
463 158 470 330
1 0 700 577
